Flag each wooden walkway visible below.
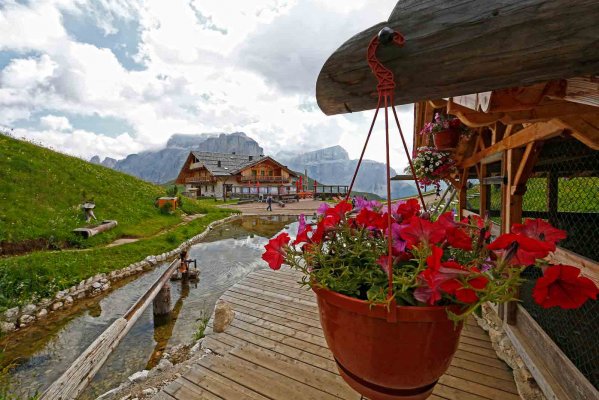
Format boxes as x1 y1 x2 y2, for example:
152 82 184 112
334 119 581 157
156 268 521 400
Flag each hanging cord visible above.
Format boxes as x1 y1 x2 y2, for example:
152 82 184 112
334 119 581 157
341 27 430 321
391 104 428 214
344 99 381 201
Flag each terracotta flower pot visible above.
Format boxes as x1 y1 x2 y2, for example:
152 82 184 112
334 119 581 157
433 129 460 150
313 286 463 400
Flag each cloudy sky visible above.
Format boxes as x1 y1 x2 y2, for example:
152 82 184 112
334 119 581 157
0 0 414 170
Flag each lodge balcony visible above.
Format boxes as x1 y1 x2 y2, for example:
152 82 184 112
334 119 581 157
189 161 203 170
184 177 216 184
238 176 290 183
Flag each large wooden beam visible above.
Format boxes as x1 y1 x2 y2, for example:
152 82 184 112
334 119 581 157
554 112 599 150
460 121 563 168
316 0 599 115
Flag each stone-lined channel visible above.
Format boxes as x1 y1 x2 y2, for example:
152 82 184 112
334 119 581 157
1 215 297 399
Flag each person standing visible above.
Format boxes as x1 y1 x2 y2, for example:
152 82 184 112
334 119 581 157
266 195 273 211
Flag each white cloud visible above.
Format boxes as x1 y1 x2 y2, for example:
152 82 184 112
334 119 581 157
0 54 57 89
0 1 67 52
0 0 414 170
40 114 73 131
12 127 143 160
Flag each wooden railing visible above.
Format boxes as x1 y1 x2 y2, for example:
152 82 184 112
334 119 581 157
239 176 289 183
185 177 216 184
189 162 203 170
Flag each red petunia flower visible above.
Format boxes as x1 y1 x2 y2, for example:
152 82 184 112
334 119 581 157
532 265 598 309
356 208 387 230
446 226 473 251
426 245 443 271
487 233 554 265
294 225 312 245
439 273 489 304
400 216 445 248
395 198 420 221
415 250 472 305
511 219 566 251
262 233 290 270
437 212 458 229
325 201 352 222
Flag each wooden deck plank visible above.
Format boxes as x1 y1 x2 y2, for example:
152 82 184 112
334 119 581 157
449 357 514 382
182 371 267 400
221 292 321 325
163 378 223 400
196 350 341 400
445 365 519 394
230 284 319 313
233 282 318 310
207 326 339 374
163 268 520 400
229 343 360 399
187 364 271 400
232 311 329 348
439 374 521 400
222 301 326 338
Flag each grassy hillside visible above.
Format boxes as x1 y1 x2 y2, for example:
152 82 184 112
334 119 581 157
0 134 212 250
0 134 236 309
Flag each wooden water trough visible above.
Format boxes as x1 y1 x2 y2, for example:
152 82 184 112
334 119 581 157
40 258 180 400
73 220 118 239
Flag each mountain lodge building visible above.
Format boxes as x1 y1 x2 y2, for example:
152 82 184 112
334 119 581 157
175 151 298 199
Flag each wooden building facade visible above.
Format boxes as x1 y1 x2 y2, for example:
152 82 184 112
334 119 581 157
175 151 298 199
315 1 598 399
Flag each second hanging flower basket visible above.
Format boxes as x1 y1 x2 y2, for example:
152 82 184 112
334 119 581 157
420 113 471 150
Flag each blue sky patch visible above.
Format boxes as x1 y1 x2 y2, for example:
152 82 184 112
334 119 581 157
61 9 145 71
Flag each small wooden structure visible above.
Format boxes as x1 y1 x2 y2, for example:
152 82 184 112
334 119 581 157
73 220 118 238
316 1 598 398
157 267 520 400
158 197 178 211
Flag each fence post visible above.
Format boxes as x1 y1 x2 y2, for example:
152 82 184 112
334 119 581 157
547 171 558 225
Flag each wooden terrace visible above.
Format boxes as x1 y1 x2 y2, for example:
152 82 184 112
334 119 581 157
156 267 521 400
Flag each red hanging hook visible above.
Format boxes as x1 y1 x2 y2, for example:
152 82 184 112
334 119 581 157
345 27 428 322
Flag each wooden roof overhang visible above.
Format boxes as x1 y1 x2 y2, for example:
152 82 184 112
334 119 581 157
175 153 216 185
315 0 599 116
232 156 299 178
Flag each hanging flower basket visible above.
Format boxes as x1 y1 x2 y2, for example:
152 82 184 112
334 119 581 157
433 129 460 150
411 146 456 194
420 113 471 150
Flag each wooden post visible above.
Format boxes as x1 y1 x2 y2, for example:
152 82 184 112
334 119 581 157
458 169 468 220
504 148 524 325
153 282 172 316
479 163 488 216
547 171 558 225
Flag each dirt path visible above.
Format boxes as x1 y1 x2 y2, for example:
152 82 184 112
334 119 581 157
104 214 206 248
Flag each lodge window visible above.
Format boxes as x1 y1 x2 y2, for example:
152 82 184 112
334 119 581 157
261 170 265 176
269 170 273 176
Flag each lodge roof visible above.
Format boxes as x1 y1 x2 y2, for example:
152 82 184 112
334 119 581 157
190 151 265 176
186 151 297 178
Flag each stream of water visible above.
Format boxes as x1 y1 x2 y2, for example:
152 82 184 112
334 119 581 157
1 215 298 399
